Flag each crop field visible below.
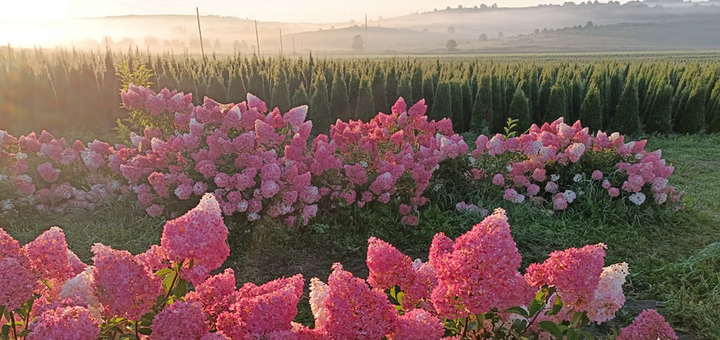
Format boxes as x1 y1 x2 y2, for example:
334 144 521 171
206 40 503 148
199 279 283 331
1 48 719 340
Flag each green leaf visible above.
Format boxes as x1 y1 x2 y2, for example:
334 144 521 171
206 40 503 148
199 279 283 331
567 327 580 340
396 291 404 305
529 296 544 316
538 321 563 340
548 294 563 316
138 327 153 335
581 330 596 340
162 272 177 293
118 335 138 340
504 306 530 319
155 268 172 277
175 279 188 298
572 312 582 327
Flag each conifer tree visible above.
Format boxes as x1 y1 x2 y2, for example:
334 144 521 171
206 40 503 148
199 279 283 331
450 81 465 132
371 66 387 113
207 75 228 103
227 70 246 103
422 74 435 111
397 73 413 104
538 76 552 124
347 72 361 119
461 81 473 131
579 81 603 132
431 81 452 122
471 75 492 131
491 75 506 133
310 73 332 134
645 84 673 134
292 82 310 107
271 68 291 112
330 68 350 122
675 82 706 134
355 77 375 122
412 67 423 104
545 83 567 122
613 76 642 135
707 80 720 133
508 83 532 132
386 66 398 106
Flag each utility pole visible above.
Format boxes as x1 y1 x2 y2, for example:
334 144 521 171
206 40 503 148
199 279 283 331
255 20 261 57
292 36 296 54
279 29 283 55
196 7 206 60
365 14 368 48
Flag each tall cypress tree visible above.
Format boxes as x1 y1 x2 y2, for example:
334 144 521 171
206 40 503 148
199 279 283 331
461 81 473 132
206 76 228 103
508 83 532 132
310 73 332 134
347 72 361 120
355 77 375 122
675 82 706 134
386 66 398 106
707 80 720 133
537 75 552 124
431 82 452 122
613 76 642 135
450 81 464 132
491 75 506 133
271 68 291 112
397 73 413 104
471 75 492 132
330 68 350 122
371 66 387 113
570 78 585 122
292 82 310 107
422 74 435 111
645 84 673 134
545 83 567 123
411 67 423 104
227 70 246 103
247 65 265 98
579 81 603 132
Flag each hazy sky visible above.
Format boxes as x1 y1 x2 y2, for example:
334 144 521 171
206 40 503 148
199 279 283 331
3 0 632 24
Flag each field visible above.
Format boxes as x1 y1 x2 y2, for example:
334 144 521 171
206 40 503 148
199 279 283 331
1 50 720 340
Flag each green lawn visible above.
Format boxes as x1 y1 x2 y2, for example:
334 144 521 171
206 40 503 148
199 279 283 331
2 134 719 339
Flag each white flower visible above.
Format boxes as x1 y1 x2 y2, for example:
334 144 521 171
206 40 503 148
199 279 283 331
433 164 440 171
563 190 577 203
247 212 260 221
359 161 368 168
0 130 5 145
550 174 561 182
506 165 513 171
1 200 14 211
16 152 27 160
309 278 329 327
634 153 643 160
468 156 477 166
18 174 32 183
629 192 646 206
412 259 424 270
573 174 582 183
0 174 7 182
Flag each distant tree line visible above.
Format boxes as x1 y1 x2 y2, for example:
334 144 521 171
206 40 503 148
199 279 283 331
1 48 720 137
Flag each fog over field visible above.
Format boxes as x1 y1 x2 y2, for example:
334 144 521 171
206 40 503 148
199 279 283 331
3 0 720 53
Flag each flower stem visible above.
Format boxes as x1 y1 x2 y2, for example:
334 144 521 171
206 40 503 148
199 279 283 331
462 316 470 338
9 311 18 340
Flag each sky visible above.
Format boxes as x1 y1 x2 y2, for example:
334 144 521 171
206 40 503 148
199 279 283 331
2 0 629 24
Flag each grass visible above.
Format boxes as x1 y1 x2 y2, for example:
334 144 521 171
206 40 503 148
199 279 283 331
2 134 719 338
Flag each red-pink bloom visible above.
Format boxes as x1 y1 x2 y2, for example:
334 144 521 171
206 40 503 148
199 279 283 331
150 300 208 340
565 143 586 163
23 227 74 283
91 244 163 321
592 170 604 180
186 268 237 328
608 187 620 197
553 193 568 210
588 263 628 324
525 243 607 312
617 309 677 340
430 209 533 318
37 162 60 183
366 237 415 290
26 306 99 340
319 264 397 339
161 194 229 284
388 309 445 340
492 173 505 186
231 274 305 334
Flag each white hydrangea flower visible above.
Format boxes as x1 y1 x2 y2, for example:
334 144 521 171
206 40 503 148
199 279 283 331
468 156 477 166
359 161 368 168
309 278 329 328
550 174 561 182
573 174 582 183
0 174 7 182
563 190 577 203
506 165 513 171
629 192 646 206
16 152 27 160
1 200 14 211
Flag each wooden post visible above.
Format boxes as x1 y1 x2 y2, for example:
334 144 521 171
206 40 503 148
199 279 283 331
196 7 206 60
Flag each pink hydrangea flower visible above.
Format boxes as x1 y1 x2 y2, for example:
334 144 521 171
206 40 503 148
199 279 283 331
23 227 75 283
588 262 629 324
186 268 237 328
150 300 208 340
430 209 533 318
37 162 60 183
617 309 677 340
592 170 604 180
525 243 607 312
91 243 164 321
492 173 505 186
26 306 99 340
161 194 230 285
366 237 414 290
388 309 445 340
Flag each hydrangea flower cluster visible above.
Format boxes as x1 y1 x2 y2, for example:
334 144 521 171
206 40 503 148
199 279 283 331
0 129 127 215
116 87 321 227
318 98 468 225
0 196 676 339
471 118 682 210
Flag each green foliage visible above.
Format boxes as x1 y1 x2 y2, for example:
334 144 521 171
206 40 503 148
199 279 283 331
397 73 413 104
579 81 603 133
330 68 350 122
645 84 674 134
545 83 567 122
292 82 310 107
613 76 642 135
309 72 332 134
450 81 465 132
508 82 532 132
491 75 507 133
471 75 493 132
431 82 452 122
461 81 473 132
271 67 291 112
675 82 706 134
355 77 375 122
371 66 387 113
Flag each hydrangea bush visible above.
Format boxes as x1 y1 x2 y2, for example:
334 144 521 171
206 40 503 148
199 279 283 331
470 118 683 210
0 195 677 339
